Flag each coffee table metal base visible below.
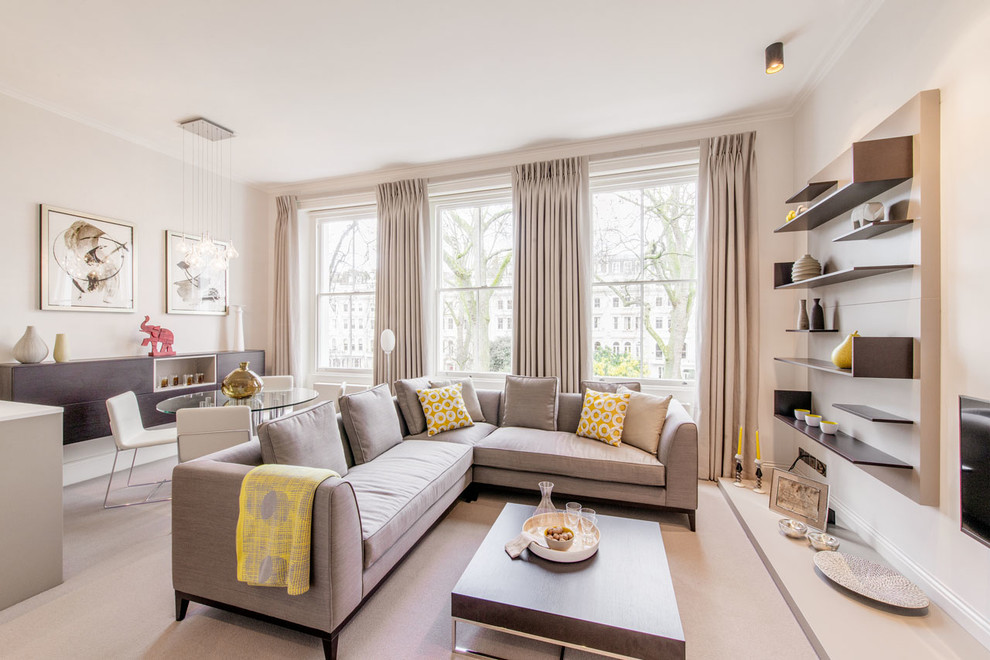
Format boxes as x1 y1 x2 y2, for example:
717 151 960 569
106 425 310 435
453 617 639 660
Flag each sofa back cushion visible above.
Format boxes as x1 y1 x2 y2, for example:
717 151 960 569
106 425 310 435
502 375 558 431
556 392 584 433
394 377 432 435
339 384 404 464
580 380 642 398
617 385 672 455
257 402 349 475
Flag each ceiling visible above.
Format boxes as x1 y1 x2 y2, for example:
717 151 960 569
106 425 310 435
0 1 879 187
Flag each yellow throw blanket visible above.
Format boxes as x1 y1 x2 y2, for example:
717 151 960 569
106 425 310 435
236 464 339 596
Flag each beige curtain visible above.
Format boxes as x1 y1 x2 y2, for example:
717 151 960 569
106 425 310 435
511 157 591 393
697 133 760 480
374 179 427 387
272 195 301 379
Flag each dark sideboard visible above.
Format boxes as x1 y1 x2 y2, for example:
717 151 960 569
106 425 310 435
0 350 264 445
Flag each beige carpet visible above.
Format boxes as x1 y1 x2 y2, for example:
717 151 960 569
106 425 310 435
0 462 815 659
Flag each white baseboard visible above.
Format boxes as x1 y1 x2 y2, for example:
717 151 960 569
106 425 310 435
62 432 177 486
831 497 990 650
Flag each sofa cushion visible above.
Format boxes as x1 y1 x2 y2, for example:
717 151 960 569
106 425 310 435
339 384 403 464
342 441 473 567
257 402 348 476
576 390 632 447
502 375 558 431
474 427 665 487
430 377 485 422
417 383 474 436
580 380 641 398
617 386 671 455
394 377 432 435
405 422 498 445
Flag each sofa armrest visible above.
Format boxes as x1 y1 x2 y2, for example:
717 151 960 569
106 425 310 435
171 459 364 633
657 399 699 511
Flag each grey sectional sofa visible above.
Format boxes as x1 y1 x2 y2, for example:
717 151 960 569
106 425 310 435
171 385 698 659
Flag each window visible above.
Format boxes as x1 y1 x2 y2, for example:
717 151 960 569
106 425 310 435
594 297 601 308
434 189 513 373
593 316 600 329
316 207 377 371
590 154 699 381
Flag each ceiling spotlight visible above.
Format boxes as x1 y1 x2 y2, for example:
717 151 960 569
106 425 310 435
765 42 784 74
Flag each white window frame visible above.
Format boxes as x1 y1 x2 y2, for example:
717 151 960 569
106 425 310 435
588 148 700 390
313 203 378 376
430 178 514 378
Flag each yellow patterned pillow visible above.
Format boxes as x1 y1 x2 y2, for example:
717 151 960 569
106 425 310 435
416 383 474 437
576 390 631 446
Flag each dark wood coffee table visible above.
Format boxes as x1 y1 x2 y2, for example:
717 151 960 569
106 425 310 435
451 502 685 659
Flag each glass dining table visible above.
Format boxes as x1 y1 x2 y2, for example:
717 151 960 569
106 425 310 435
156 387 320 428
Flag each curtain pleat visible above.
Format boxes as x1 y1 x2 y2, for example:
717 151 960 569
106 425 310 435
697 133 759 480
511 157 590 393
272 195 300 379
374 179 427 388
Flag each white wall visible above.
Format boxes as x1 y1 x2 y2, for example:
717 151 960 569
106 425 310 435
791 0 990 645
0 91 271 483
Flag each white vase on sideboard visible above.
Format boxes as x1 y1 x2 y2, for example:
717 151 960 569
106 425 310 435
13 326 49 364
230 305 245 352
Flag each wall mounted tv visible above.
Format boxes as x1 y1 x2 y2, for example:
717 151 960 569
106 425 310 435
960 395 990 548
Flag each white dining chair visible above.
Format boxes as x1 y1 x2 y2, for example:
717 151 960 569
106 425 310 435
342 383 368 396
176 406 253 463
104 391 178 509
263 375 294 390
313 382 344 406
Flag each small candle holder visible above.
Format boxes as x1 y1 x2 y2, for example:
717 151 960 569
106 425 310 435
753 458 767 494
733 453 745 487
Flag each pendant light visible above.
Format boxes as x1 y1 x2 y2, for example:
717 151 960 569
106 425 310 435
180 118 239 270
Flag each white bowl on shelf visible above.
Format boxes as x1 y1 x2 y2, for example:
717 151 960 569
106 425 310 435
804 414 822 427
794 409 810 421
820 421 839 434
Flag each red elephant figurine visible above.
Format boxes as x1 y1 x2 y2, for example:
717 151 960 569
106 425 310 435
140 316 176 356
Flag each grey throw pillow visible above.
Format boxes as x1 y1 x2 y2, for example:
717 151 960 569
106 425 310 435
257 402 348 475
502 375 558 431
339 384 404 464
394 377 432 435
616 385 671 455
580 380 642 399
429 378 485 423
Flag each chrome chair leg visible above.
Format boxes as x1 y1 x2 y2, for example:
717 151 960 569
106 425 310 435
103 447 172 509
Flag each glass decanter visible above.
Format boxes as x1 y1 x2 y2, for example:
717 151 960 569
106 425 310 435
534 481 556 518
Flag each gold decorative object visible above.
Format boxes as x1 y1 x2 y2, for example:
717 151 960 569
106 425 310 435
221 361 264 399
831 331 860 369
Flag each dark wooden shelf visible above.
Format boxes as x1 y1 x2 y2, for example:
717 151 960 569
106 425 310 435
774 264 914 290
832 220 914 242
833 403 913 424
774 414 912 469
785 329 838 333
786 180 838 204
775 357 851 376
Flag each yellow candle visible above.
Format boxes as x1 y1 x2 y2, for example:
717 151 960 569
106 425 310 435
737 426 743 456
756 430 761 460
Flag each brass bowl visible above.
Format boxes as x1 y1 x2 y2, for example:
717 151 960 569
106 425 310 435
221 361 264 399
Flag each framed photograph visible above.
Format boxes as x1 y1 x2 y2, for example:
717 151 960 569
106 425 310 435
769 469 830 530
165 230 229 315
41 205 135 312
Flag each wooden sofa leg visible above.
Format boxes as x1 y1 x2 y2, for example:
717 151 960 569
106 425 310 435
687 511 696 532
322 633 339 660
175 592 189 621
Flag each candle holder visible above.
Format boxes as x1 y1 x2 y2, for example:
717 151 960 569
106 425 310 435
753 458 767 494
733 453 745 487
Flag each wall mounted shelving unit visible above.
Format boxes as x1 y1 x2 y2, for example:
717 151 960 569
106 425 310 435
772 90 940 506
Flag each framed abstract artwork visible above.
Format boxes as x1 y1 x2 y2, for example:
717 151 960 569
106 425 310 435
165 230 229 315
769 469 830 530
40 205 135 312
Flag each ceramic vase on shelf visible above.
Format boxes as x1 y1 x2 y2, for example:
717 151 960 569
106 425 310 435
221 361 264 399
53 333 69 362
797 300 810 330
534 481 556 517
831 331 860 368
810 298 825 330
791 254 822 283
13 326 49 364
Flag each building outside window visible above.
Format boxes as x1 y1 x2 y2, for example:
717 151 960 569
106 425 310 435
434 189 513 374
589 156 699 381
315 206 377 371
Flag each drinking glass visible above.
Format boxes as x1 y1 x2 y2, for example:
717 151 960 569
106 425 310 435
564 502 582 532
580 509 597 545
